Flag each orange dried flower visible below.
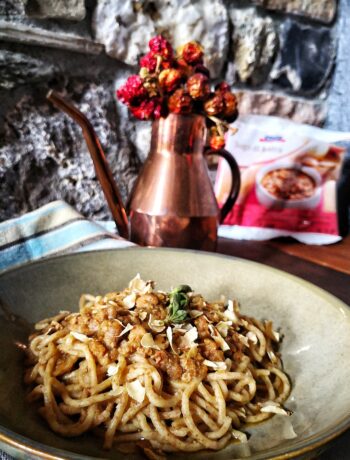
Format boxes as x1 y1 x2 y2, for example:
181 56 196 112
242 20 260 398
222 91 238 119
214 81 230 94
158 68 182 92
209 127 225 150
176 58 194 78
168 89 193 114
180 41 204 65
187 73 210 100
204 94 224 116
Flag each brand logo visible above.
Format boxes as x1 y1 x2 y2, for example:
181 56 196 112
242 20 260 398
259 136 286 143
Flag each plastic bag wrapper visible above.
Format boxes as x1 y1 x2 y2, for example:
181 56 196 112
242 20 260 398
215 115 350 244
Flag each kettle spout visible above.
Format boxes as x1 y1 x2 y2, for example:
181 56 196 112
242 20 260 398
46 90 129 240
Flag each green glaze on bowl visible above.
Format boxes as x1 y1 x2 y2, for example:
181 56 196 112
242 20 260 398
0 247 349 460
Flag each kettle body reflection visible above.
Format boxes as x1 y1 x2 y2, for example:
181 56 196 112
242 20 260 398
47 91 240 251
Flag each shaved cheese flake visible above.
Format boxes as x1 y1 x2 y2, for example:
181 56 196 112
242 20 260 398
237 334 249 347
128 274 153 294
148 315 165 333
139 311 148 321
123 292 136 309
232 429 248 443
181 326 198 349
224 299 239 322
203 360 227 370
267 349 278 363
107 363 119 377
265 320 281 342
70 331 90 342
126 380 146 403
281 420 297 439
209 325 230 351
173 323 192 332
166 326 177 353
117 323 133 337
261 404 291 416
141 333 160 350
247 331 258 344
272 330 280 342
189 310 203 319
216 321 232 338
214 334 230 352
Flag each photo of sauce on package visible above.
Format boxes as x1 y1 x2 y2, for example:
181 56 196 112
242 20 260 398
215 115 350 244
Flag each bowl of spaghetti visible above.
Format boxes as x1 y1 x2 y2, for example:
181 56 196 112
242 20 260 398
0 248 349 460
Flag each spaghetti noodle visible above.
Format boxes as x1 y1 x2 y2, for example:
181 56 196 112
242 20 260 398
24 275 291 457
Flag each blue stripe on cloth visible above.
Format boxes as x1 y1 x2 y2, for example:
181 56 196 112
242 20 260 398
0 219 131 272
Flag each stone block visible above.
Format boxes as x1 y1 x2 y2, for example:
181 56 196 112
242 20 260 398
270 19 336 95
0 80 141 222
0 50 57 89
0 0 26 17
326 0 350 131
254 0 337 24
92 0 229 78
25 0 86 21
236 90 327 126
228 7 278 85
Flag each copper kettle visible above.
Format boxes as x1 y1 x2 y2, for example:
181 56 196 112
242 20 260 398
47 90 240 251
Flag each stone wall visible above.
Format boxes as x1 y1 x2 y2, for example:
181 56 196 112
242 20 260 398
0 0 345 222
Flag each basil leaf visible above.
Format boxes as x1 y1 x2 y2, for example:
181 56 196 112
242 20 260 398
167 285 193 324
172 285 192 294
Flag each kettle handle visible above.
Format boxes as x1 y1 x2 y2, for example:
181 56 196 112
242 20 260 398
205 148 241 224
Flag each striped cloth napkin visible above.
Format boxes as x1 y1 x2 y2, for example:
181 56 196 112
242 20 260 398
0 200 134 274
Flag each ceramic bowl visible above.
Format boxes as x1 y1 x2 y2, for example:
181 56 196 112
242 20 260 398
0 248 349 460
256 161 322 210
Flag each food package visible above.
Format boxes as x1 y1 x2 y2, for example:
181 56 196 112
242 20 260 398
215 115 350 244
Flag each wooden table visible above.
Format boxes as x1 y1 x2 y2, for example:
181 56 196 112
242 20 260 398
217 236 350 459
217 236 350 304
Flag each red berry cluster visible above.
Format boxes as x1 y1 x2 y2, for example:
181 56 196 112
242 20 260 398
116 35 238 150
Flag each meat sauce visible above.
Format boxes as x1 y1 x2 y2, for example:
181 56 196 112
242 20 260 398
261 168 316 201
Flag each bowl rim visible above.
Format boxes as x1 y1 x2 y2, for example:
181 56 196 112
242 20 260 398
0 246 349 460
